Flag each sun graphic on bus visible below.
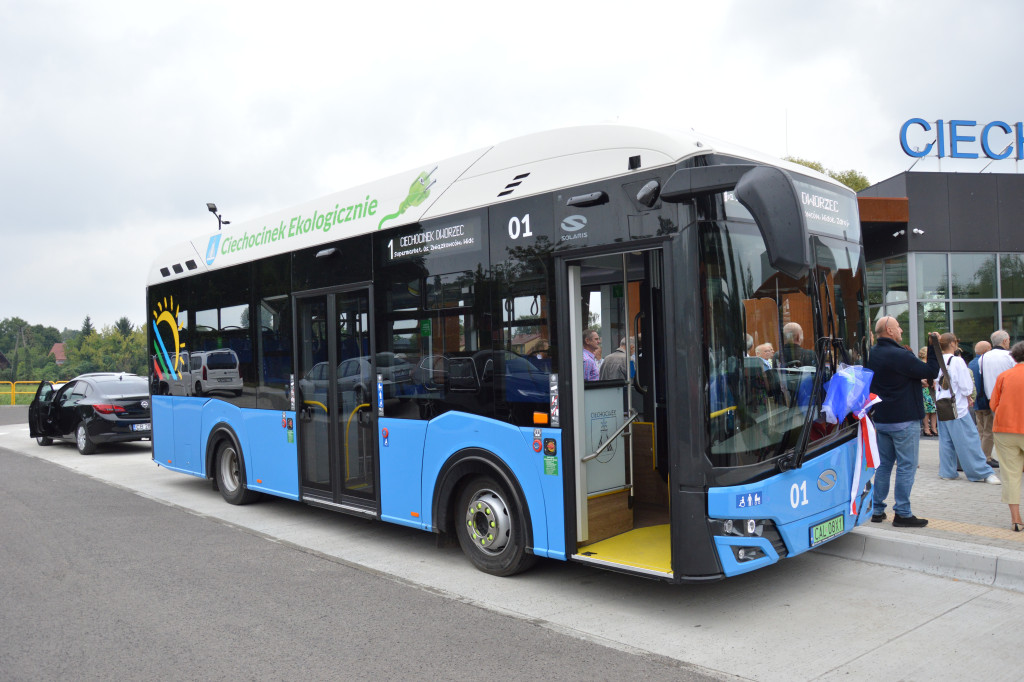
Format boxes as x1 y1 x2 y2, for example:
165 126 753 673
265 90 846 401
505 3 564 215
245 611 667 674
152 297 186 381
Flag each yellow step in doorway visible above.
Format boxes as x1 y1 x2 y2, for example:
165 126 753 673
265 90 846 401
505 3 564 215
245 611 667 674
575 524 671 575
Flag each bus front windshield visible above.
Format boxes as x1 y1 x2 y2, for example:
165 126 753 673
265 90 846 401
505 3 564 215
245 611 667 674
700 220 867 468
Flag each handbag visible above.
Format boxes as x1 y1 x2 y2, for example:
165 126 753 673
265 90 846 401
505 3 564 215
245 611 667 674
935 355 958 421
935 396 957 421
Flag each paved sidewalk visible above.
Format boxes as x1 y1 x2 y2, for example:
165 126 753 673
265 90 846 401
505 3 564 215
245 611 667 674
816 434 1024 592
873 435 1022 548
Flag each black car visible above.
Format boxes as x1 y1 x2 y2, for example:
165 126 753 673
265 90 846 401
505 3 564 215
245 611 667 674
29 373 152 454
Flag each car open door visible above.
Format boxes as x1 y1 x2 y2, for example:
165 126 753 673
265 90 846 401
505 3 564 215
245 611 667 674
28 381 58 439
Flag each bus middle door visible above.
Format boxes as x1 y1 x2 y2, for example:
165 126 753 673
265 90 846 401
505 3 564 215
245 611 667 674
295 287 379 516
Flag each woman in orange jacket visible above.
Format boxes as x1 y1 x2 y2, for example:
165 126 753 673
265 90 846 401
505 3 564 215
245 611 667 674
989 340 1024 531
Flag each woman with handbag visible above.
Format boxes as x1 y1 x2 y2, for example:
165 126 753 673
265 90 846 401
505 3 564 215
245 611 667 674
934 333 1000 484
988 340 1024 531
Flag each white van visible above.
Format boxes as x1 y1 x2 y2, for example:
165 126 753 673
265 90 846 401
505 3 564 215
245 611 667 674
190 349 243 396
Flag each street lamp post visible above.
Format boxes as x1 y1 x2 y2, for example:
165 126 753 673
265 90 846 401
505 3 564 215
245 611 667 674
206 203 230 230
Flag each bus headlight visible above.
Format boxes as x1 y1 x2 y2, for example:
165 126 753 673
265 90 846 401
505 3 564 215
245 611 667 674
709 518 764 537
735 546 766 562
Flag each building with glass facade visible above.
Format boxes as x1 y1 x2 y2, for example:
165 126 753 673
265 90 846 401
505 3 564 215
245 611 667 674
859 171 1024 358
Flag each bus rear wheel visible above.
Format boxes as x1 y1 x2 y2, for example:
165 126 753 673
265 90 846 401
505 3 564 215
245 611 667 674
455 475 535 576
215 441 261 505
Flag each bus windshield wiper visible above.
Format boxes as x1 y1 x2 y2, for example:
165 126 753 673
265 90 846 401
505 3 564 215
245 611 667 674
779 336 848 472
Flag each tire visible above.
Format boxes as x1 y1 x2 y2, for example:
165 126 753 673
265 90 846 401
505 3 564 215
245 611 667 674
36 436 53 446
75 423 96 455
455 475 536 576
215 440 260 505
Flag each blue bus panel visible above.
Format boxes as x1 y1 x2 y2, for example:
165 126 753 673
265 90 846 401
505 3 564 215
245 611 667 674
155 397 564 559
151 396 299 499
418 412 566 561
707 438 873 576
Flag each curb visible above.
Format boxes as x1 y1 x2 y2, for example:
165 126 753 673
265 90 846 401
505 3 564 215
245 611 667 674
815 526 1024 593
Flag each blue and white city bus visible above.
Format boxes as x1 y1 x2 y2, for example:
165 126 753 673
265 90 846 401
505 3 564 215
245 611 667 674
147 125 872 581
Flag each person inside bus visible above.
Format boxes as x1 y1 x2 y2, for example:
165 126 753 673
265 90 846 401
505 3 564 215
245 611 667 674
988 340 1024 532
866 318 940 528
599 336 633 382
582 329 600 381
754 343 775 369
774 322 816 367
529 338 551 372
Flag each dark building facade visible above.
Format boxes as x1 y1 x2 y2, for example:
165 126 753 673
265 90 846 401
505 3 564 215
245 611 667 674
859 171 1024 356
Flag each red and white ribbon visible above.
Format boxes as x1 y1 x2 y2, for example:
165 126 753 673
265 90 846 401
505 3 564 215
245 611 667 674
850 393 881 516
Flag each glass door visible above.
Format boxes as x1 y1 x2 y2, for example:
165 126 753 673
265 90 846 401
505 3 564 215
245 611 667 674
565 248 671 576
295 287 378 510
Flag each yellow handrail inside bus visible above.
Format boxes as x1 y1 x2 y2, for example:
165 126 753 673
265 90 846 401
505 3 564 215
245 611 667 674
345 403 371 481
710 405 736 419
302 400 328 414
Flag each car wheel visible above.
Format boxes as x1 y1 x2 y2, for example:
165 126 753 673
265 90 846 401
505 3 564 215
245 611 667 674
36 436 53 446
455 475 536 576
215 441 261 505
76 423 96 455
194 382 204 396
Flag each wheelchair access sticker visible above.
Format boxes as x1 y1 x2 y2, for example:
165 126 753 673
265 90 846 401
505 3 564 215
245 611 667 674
737 492 762 508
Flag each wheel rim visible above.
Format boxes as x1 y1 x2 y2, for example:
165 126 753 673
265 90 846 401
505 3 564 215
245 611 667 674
77 426 87 450
219 447 241 493
464 487 511 554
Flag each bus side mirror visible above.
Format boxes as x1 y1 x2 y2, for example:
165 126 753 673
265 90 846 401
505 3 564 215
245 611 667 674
660 164 809 279
733 166 809 280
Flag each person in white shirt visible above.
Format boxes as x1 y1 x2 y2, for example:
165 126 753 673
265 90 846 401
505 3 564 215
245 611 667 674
936 333 1000 484
982 329 1015 399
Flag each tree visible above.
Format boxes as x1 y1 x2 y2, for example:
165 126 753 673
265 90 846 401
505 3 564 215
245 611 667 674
785 157 871 192
1 316 146 383
114 317 134 338
786 157 827 175
829 169 871 192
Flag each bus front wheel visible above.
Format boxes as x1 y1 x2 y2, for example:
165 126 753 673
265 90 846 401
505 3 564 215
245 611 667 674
215 441 261 505
455 475 535 576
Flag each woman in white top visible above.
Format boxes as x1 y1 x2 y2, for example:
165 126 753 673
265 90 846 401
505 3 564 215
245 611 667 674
934 333 1000 484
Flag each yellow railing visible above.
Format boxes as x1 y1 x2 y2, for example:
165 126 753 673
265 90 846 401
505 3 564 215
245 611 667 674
0 381 68 406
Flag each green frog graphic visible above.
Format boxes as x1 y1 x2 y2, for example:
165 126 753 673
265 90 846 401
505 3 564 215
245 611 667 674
377 166 437 229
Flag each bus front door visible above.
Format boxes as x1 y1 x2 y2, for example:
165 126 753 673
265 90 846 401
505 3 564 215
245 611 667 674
295 287 379 515
566 249 671 578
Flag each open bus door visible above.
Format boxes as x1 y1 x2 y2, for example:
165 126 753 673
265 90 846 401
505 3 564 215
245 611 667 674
294 286 379 516
564 248 672 578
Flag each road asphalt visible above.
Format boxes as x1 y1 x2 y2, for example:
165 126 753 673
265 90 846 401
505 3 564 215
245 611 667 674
4 405 1023 591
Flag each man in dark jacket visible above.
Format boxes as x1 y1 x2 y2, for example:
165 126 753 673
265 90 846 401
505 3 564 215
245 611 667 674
866 317 940 527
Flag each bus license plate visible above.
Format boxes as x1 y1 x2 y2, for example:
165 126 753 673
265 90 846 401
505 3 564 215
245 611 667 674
810 514 844 547
132 423 151 432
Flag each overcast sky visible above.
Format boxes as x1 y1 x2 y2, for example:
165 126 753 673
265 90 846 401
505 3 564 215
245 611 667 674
3 0 1022 332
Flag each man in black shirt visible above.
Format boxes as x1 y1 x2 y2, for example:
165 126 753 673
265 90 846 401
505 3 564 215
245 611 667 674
866 317 940 527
